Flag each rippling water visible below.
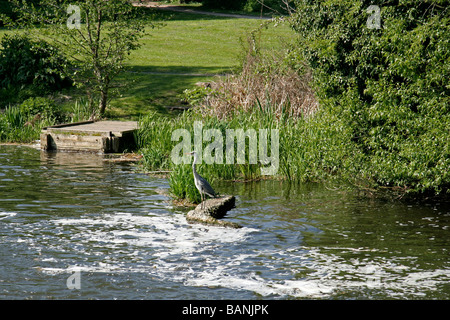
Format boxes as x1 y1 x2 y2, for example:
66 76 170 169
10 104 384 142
0 145 449 299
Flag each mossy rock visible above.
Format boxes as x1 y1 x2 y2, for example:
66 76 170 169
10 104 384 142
186 195 242 229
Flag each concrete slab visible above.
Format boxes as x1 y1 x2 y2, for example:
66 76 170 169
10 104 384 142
41 121 138 153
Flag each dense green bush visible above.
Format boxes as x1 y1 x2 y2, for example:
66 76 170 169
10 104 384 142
0 34 72 95
290 0 449 197
243 0 294 14
0 0 42 25
18 96 64 122
0 1 15 25
201 0 247 10
200 0 292 13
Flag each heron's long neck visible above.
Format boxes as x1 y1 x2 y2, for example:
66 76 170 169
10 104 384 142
192 154 198 175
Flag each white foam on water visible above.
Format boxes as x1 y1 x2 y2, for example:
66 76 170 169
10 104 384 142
0 211 17 220
284 246 450 298
270 280 335 297
35 212 450 299
44 211 257 269
185 272 278 297
182 265 337 298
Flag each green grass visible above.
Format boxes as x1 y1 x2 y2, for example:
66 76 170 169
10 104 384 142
109 10 295 119
127 11 285 72
1 9 294 119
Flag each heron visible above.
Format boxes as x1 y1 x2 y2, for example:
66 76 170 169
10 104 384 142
186 151 217 209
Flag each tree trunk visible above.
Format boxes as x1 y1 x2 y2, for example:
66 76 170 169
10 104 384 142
99 89 108 117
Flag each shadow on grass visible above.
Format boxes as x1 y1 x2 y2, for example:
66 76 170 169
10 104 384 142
127 64 233 76
109 65 226 120
138 6 235 22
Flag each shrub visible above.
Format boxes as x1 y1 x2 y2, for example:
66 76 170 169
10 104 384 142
200 0 294 13
243 0 294 14
186 34 317 120
18 96 64 122
0 34 72 94
0 0 41 26
290 0 450 197
201 0 247 10
0 1 16 27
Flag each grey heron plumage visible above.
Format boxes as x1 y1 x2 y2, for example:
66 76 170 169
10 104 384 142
187 151 217 208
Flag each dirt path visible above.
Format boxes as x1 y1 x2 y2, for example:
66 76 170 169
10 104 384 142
135 1 273 20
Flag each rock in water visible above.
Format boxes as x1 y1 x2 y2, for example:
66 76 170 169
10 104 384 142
186 195 242 228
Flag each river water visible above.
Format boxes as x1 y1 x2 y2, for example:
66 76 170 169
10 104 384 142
0 145 449 299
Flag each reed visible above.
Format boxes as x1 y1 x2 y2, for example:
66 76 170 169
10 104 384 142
69 98 96 123
169 164 201 203
0 104 56 143
138 108 282 202
136 29 367 203
186 35 318 121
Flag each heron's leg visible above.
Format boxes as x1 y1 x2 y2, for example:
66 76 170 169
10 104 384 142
201 192 203 209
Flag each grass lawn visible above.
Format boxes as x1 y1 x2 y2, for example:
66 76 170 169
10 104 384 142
0 8 295 120
109 9 295 119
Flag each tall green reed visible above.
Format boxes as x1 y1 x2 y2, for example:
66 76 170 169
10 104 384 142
0 104 56 143
137 108 283 203
70 98 95 123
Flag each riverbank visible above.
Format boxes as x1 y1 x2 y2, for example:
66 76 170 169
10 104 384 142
1 3 448 202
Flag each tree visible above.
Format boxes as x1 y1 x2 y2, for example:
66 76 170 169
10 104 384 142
7 0 154 118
